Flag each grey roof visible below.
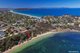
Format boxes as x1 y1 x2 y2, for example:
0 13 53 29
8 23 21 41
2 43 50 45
0 31 5 38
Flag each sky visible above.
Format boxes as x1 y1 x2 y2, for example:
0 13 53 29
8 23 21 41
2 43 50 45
0 0 80 8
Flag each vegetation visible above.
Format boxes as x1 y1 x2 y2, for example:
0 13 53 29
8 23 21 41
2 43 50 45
0 11 80 52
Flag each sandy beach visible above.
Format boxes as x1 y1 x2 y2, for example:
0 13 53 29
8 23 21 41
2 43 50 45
3 30 58 53
10 10 41 19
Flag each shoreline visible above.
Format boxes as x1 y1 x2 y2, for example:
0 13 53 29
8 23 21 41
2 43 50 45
3 29 80 53
3 30 59 53
9 10 41 19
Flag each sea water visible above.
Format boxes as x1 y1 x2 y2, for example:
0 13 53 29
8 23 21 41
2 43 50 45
18 32 80 53
14 8 80 17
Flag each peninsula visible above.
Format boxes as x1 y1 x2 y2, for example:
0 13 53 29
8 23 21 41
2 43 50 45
0 9 80 53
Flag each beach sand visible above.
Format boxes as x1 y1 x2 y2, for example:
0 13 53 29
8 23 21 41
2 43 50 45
10 10 41 19
3 30 58 53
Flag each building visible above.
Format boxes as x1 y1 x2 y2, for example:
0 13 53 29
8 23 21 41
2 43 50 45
0 31 5 38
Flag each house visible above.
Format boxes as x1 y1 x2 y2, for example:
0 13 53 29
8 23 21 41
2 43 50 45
0 31 5 38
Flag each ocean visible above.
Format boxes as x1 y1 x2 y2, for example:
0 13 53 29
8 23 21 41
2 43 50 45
13 8 80 53
14 8 80 17
19 32 80 53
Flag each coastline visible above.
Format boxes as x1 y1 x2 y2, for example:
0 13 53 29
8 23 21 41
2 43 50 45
9 10 41 19
3 29 80 53
1 8 80 53
3 30 59 53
